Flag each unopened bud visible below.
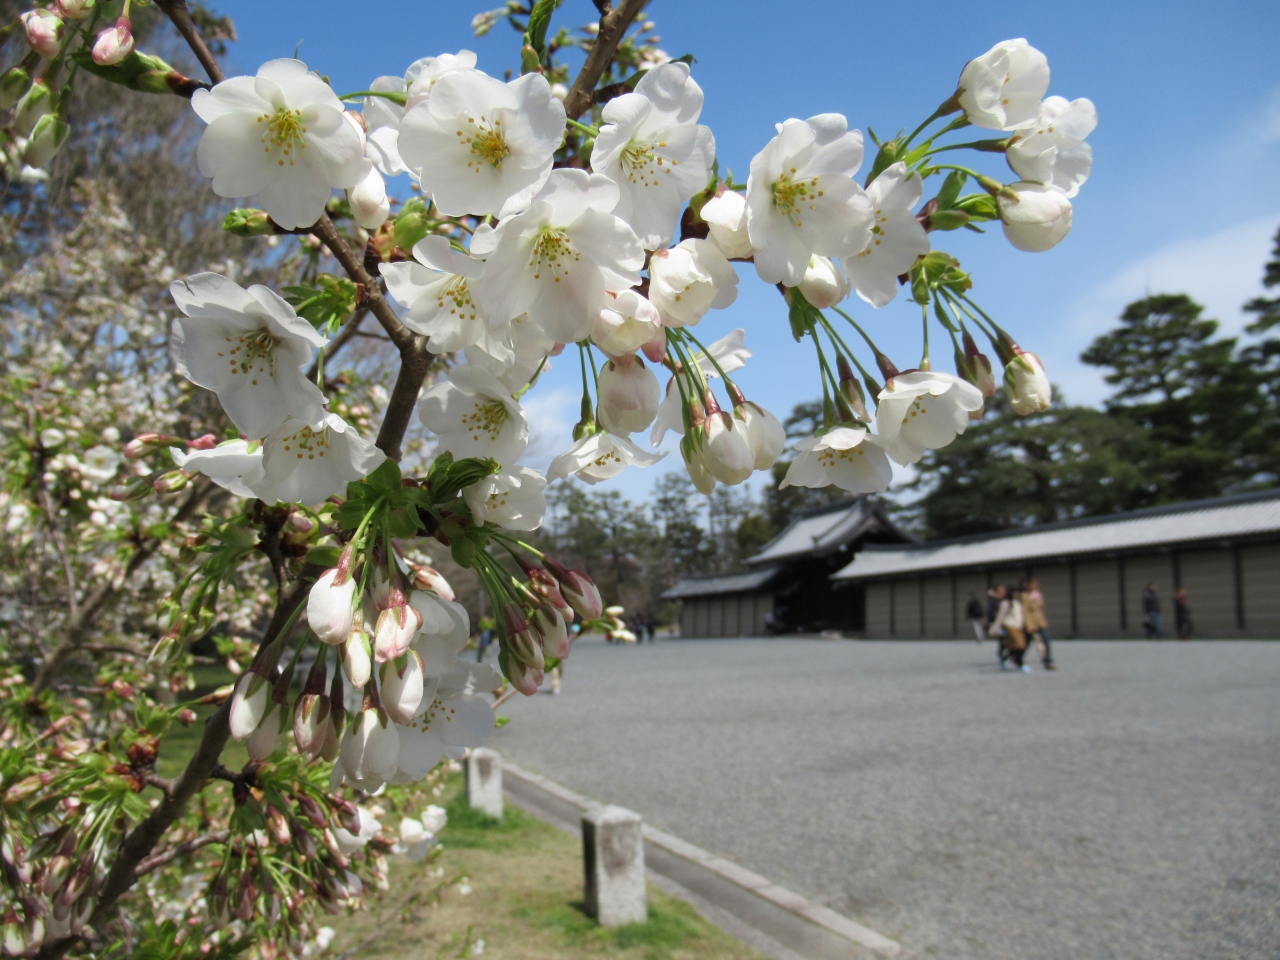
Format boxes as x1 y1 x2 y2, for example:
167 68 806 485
109 475 153 502
124 432 180 458
0 66 32 109
14 80 54 137
223 208 275 237
91 16 134 66
21 10 64 59
152 469 190 494
55 0 96 21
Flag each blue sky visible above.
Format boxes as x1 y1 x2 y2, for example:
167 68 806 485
215 0 1280 502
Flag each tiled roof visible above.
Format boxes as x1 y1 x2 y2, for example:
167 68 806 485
660 566 784 600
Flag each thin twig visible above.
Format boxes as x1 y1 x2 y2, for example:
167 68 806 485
154 0 225 85
134 830 230 878
491 686 520 711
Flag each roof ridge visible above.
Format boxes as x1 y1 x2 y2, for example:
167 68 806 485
861 487 1280 553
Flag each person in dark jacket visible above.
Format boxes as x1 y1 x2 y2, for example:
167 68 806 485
1142 582 1163 639
1174 589 1193 640
966 593 986 643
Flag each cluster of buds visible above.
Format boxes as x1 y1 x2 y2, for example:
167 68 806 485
680 383 784 494
495 557 601 694
2 824 101 953
110 432 215 501
953 324 1050 417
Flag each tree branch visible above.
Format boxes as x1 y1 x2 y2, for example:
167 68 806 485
309 216 434 462
31 481 213 696
562 0 649 120
154 0 226 85
134 830 230 878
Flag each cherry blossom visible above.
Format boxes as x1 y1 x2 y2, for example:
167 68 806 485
80 445 119 485
651 328 752 447
796 255 851 309
348 160 390 230
958 38 1050 131
463 466 547 531
547 432 665 484
363 52 478 176
875 370 985 465
998 181 1073 252
399 70 565 217
21 10 63 59
91 16 132 66
191 58 366 229
781 426 893 494
381 236 489 354
736 402 786 470
1005 351 1052 414
590 289 663 357
171 440 265 499
170 272 327 439
1007 96 1096 198
417 364 529 463
597 354 661 435
841 162 930 308
647 238 739 327
590 61 716 250
699 185 752 259
471 169 644 343
392 661 501 783
746 114 874 287
258 412 386 506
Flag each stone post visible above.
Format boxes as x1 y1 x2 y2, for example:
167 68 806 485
582 805 646 926
466 748 503 820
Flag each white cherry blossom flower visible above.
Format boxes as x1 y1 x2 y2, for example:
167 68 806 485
471 169 644 344
590 61 716 249
381 651 427 725
191 59 366 229
395 815 438 861
382 236 489 354
1007 96 1096 198
392 660 501 783
411 590 471 679
463 466 546 531
170 272 327 440
398 70 565 218
259 412 386 506
737 402 786 470
876 370 984 465
80 445 120 485
650 328 752 447
701 412 753 485
547 432 665 484
699 184 752 258
841 162 930 308
591 289 663 357
746 114 874 286
340 707 400 790
308 566 357 644
597 355 660 435
958 39 1050 131
363 52 478 176
647 238 738 327
781 426 893 494
796 255 851 309
171 440 265 500
998 181 1073 252
417 364 529 463
39 428 66 448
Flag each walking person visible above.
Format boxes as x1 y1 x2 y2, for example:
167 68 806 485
986 584 1007 666
991 585 1030 672
1023 578 1056 670
476 618 495 663
1175 589 1193 640
1142 582 1164 639
966 593 986 643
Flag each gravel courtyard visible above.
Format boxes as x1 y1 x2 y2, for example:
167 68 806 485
492 639 1280 960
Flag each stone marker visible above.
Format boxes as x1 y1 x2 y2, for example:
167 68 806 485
582 804 646 927
466 748 503 820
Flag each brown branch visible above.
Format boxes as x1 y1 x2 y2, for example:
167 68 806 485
134 830 230 878
143 772 176 799
154 0 226 85
562 0 650 120
309 215 434 462
25 568 322 960
31 481 213 696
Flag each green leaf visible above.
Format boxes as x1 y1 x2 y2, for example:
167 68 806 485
363 458 403 497
70 49 176 93
523 0 564 63
333 500 368 531
388 505 421 539
282 274 359 331
305 545 343 568
954 193 1000 222
935 170 968 210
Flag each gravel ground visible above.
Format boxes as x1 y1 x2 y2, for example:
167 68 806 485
492 638 1280 960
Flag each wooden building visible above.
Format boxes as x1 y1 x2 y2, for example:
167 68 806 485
662 497 911 638
833 490 1280 639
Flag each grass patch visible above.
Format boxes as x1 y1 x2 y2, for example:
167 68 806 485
333 772 765 960
156 664 245 779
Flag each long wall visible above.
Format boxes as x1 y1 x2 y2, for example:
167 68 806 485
679 591 774 638
859 542 1280 639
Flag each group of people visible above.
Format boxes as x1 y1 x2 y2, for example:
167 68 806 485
967 580 1056 672
1141 582 1194 639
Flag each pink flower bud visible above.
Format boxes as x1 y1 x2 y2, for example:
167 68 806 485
373 602 421 663
152 469 190 494
21 10 64 59
188 433 219 450
54 0 95 22
532 605 570 659
293 655 331 757
597 354 660 435
228 672 270 741
308 567 357 645
91 16 133 66
701 411 754 485
410 563 455 602
340 628 372 688
503 608 543 671
379 651 425 725
543 559 602 620
500 649 541 696
123 432 179 459
109 476 152 502
1005 350 1052 415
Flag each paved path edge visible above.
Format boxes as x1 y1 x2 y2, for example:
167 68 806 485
502 760 903 960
